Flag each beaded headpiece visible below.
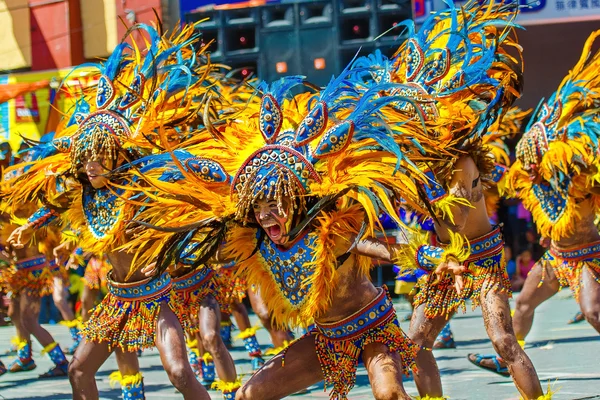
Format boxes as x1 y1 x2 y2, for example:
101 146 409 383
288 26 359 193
229 72 430 222
505 30 600 241
56 23 212 174
348 0 523 217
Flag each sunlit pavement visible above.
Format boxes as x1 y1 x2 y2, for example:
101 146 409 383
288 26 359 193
1 290 599 399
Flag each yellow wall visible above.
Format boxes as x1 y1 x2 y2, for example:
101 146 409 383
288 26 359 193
80 0 118 59
0 0 32 70
2 67 96 150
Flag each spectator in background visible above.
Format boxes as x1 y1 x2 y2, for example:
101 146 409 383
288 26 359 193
510 250 535 292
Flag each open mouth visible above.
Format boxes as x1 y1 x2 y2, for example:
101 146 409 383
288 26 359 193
263 222 282 240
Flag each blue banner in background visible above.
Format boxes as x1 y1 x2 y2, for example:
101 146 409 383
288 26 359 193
179 0 248 19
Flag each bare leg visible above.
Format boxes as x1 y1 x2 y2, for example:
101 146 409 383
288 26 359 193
154 303 210 400
578 266 600 334
408 304 452 398
9 294 25 340
362 342 410 400
231 298 252 332
53 276 75 321
68 339 112 399
247 288 293 347
236 334 323 400
513 261 560 339
80 286 99 322
114 348 140 376
198 294 237 382
196 332 206 355
20 293 54 347
481 290 543 399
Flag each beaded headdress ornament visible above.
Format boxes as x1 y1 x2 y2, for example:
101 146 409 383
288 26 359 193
516 30 600 178
50 23 210 174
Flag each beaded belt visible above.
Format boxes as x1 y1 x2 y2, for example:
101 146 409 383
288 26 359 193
107 272 172 301
466 226 503 262
550 240 600 262
15 256 47 271
315 287 394 340
172 268 214 292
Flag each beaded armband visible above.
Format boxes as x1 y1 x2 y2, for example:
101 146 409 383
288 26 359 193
422 169 447 204
414 245 443 271
27 206 60 230
392 230 470 274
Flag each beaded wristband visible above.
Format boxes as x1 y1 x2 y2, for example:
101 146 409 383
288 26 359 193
27 206 60 230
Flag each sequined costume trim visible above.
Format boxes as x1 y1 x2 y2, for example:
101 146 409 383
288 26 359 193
172 267 218 336
300 286 418 400
81 272 177 351
217 268 247 307
414 226 510 318
539 240 600 302
9 256 53 297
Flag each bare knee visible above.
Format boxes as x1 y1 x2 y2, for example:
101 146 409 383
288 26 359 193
21 315 37 332
372 385 407 400
408 324 439 348
165 362 193 390
490 333 520 362
514 297 535 318
68 359 88 385
236 382 270 400
200 328 222 353
581 306 600 328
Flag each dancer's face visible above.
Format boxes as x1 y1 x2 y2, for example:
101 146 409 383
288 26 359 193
253 197 293 247
523 164 542 184
84 157 111 189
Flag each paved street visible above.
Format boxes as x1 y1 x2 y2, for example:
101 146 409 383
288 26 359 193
0 290 599 399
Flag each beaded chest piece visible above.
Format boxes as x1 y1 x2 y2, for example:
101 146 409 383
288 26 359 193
531 178 571 224
82 184 126 240
258 231 317 310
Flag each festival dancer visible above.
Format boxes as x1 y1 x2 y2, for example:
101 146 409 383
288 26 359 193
469 29 600 376
0 152 70 378
0 214 70 378
348 1 551 398
4 23 226 400
126 54 511 399
429 106 532 350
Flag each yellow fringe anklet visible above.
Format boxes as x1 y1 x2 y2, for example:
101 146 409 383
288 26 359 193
235 326 261 340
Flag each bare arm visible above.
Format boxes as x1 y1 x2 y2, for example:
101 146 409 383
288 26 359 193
352 236 466 292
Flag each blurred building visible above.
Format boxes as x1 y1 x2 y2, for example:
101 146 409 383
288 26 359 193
428 0 600 109
0 0 172 73
0 0 169 145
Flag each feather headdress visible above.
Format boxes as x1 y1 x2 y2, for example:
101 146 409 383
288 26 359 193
350 0 524 191
509 29 600 240
1 21 226 255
